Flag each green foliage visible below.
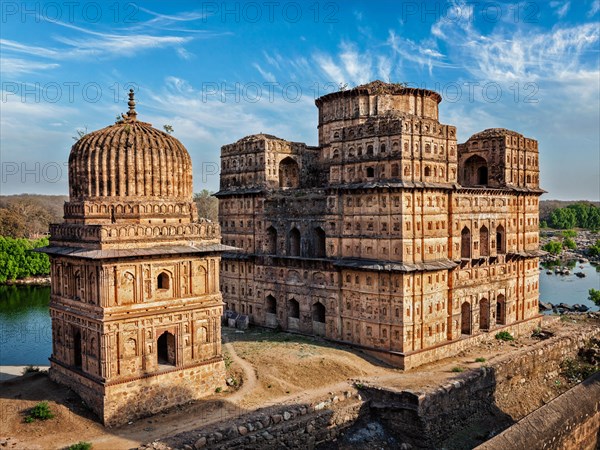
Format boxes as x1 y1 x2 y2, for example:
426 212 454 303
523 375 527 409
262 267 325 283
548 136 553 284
588 289 600 307
563 237 577 250
562 229 577 238
550 207 577 229
194 190 218 222
548 203 600 230
540 220 548 229
475 357 486 363
0 236 50 283
542 240 563 255
25 401 54 422
588 240 600 257
451 366 465 373
215 386 222 393
68 443 92 450
495 331 514 341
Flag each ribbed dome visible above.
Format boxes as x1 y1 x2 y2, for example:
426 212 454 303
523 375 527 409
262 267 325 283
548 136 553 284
68 90 192 202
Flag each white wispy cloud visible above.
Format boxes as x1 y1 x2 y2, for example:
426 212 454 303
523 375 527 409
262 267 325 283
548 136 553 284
0 57 60 75
589 0 600 16
550 1 571 18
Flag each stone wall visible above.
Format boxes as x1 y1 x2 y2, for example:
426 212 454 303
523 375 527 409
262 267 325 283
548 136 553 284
361 323 600 448
51 358 225 427
148 388 364 450
477 371 600 450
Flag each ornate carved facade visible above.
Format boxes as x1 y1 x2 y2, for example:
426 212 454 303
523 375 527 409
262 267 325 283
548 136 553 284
217 81 543 368
41 91 228 426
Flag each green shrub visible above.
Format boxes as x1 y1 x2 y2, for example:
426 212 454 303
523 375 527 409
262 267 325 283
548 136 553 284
215 387 222 393
495 331 514 341
451 366 465 373
563 237 577 250
475 357 486 363
25 401 54 422
68 442 92 450
542 241 563 255
589 288 600 307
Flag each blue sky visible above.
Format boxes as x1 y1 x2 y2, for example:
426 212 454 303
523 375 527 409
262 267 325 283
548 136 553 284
1 1 599 200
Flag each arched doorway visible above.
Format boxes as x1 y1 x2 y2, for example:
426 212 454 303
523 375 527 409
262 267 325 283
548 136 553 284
461 302 471 335
314 227 326 257
312 302 326 336
480 298 490 330
157 331 176 366
496 294 506 325
266 295 277 314
288 228 301 256
288 298 300 319
266 226 277 254
496 225 505 254
480 226 489 256
279 157 299 188
463 155 488 186
461 227 471 259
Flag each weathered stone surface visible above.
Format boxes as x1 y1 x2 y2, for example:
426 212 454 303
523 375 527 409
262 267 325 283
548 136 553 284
43 91 226 427
218 80 542 370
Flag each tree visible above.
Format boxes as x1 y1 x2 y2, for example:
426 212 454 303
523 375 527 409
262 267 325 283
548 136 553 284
550 207 577 229
589 289 600 307
0 237 50 282
194 190 218 222
562 230 577 238
542 240 563 255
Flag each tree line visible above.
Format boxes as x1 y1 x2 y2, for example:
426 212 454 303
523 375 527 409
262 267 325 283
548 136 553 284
542 202 600 230
0 237 50 283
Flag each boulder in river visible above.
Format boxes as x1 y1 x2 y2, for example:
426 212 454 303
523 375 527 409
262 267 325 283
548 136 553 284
539 301 553 311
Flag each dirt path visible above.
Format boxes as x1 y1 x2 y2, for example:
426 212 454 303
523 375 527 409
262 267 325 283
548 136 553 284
2 319 593 450
222 338 257 403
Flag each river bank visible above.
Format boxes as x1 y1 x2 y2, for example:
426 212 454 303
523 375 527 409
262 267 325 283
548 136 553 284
1 276 50 287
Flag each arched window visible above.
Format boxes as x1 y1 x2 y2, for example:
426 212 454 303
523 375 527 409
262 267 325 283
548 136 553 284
480 225 489 256
462 155 488 186
266 295 277 314
461 227 471 259
480 298 490 330
496 294 506 325
366 167 375 178
157 272 170 290
424 166 431 177
366 145 374 156
314 227 326 258
279 157 299 188
332 149 340 159
391 164 399 177
313 302 326 323
496 225 506 254
461 302 471 334
266 226 277 254
288 298 300 319
157 331 176 366
288 228 301 256
380 144 386 153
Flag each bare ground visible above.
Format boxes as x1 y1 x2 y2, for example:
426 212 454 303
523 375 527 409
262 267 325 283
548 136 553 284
0 317 597 450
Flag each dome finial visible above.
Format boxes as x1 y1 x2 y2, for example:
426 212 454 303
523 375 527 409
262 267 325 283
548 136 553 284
127 88 137 121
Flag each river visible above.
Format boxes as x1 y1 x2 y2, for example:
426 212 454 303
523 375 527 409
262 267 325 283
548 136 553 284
1 266 599 366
